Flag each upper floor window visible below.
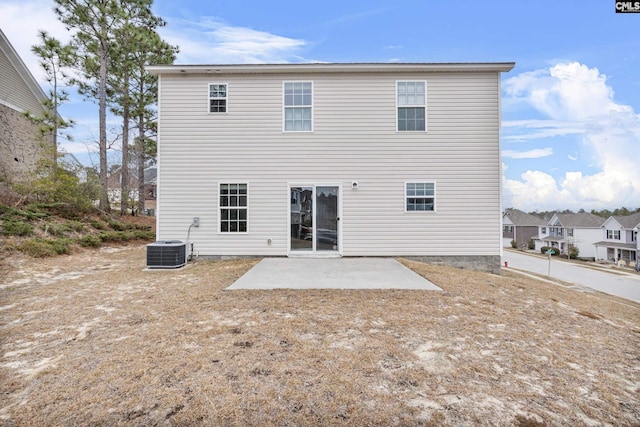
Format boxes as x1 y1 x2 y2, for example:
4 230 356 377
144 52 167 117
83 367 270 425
405 182 435 212
397 81 426 132
567 228 574 237
209 84 227 113
284 82 313 132
219 183 247 233
549 227 563 237
503 225 513 233
541 227 546 234
607 230 620 240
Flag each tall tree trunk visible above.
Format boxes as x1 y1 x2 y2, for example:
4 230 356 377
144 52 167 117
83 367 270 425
137 115 145 214
98 42 109 212
52 75 58 171
120 106 129 215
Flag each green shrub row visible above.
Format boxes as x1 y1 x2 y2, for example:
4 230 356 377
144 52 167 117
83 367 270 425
2 221 35 236
105 219 151 232
18 230 156 256
19 238 73 257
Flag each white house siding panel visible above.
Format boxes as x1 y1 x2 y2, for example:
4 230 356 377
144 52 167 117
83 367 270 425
573 229 600 259
156 71 502 257
0 48 44 114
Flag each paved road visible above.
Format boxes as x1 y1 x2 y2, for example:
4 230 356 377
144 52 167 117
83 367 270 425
502 250 640 303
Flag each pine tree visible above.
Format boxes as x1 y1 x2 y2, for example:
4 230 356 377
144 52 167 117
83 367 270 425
29 30 75 168
54 0 125 211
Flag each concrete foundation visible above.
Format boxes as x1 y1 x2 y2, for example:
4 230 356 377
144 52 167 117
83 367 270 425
196 254 502 275
403 255 502 275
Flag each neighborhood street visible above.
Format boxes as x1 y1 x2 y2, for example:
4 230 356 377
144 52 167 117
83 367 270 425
502 250 640 303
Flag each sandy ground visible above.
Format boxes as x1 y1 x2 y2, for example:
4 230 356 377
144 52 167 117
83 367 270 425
0 244 639 426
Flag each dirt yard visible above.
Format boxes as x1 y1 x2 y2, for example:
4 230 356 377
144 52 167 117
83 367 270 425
1 244 638 426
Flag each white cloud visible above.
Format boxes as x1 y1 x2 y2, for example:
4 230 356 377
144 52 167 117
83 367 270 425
502 148 553 159
503 62 640 211
504 62 631 121
0 0 69 83
161 17 306 64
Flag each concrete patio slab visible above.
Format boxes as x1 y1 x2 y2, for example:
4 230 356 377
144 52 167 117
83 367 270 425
226 257 442 290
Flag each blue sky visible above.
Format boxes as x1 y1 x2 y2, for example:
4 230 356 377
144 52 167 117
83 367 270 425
1 0 639 212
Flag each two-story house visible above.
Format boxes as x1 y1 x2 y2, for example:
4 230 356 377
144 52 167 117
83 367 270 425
535 212 604 259
594 212 640 266
502 208 546 248
0 29 52 187
148 62 514 273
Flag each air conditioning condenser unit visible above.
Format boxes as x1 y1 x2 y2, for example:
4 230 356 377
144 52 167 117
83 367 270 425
146 240 186 268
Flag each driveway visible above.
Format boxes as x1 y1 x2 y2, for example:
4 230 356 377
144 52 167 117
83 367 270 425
227 257 442 290
502 250 640 303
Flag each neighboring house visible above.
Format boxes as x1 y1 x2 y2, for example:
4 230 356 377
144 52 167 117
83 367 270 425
594 212 640 265
502 208 546 248
148 62 515 272
107 166 157 209
535 212 605 259
0 28 52 187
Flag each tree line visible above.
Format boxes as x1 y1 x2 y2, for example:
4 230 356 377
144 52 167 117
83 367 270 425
526 207 640 221
26 0 178 214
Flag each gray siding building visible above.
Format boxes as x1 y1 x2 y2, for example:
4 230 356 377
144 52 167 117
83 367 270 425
149 62 514 272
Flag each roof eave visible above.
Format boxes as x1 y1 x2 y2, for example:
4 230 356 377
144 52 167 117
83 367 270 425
146 62 516 76
0 29 48 108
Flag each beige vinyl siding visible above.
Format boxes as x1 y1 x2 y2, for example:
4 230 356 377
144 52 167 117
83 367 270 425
156 71 501 256
0 46 45 114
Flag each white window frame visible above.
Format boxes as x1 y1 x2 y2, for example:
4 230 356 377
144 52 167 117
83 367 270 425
396 80 427 132
218 182 248 234
607 229 620 240
283 81 313 132
404 181 436 213
209 83 228 113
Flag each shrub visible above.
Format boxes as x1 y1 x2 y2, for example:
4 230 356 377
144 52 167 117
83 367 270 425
40 222 70 237
528 239 535 250
99 231 129 242
106 220 129 231
19 239 55 257
78 235 102 247
64 220 86 233
568 245 579 259
2 220 34 236
540 246 558 256
89 219 107 230
17 238 71 257
50 238 72 255
132 230 155 240
511 239 517 249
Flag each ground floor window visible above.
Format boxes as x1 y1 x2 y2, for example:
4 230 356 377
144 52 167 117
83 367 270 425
405 182 435 212
219 183 247 232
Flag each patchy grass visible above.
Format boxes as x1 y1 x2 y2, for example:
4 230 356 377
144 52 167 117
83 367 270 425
0 203 155 257
0 246 638 426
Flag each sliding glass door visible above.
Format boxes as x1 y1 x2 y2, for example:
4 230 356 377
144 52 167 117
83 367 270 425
290 185 340 254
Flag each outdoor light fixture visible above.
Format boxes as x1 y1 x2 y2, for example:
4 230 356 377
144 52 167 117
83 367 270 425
352 181 358 190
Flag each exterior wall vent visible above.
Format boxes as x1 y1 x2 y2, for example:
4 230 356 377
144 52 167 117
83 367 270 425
146 240 186 268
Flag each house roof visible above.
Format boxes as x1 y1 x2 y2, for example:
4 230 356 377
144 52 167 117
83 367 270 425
592 241 637 250
553 213 605 228
613 212 640 229
503 209 546 226
147 62 516 76
0 28 47 113
144 167 157 184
